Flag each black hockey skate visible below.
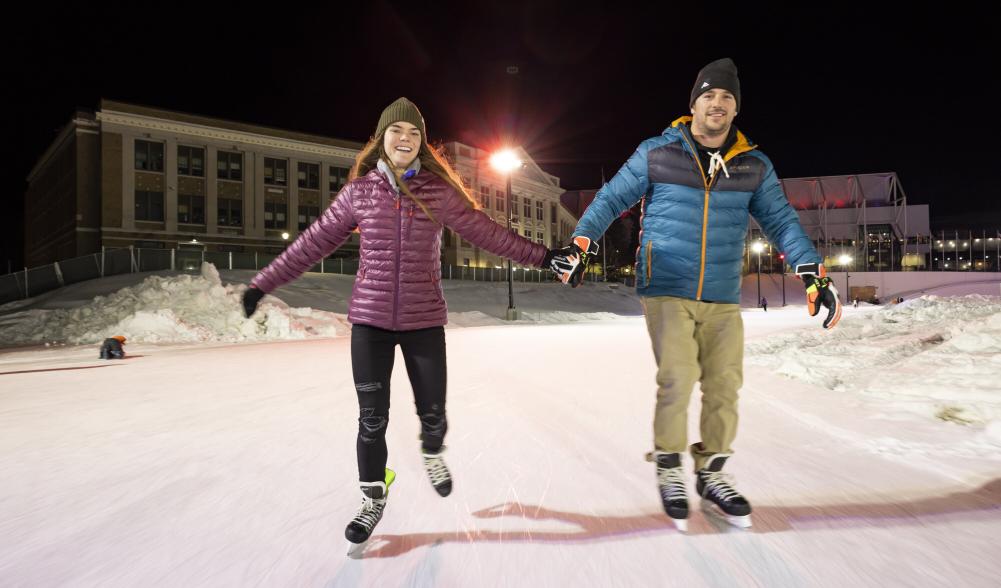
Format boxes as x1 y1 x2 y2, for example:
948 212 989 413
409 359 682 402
345 468 396 556
655 452 690 532
422 446 452 497
696 454 752 529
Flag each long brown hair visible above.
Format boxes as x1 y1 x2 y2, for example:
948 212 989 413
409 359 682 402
347 132 478 224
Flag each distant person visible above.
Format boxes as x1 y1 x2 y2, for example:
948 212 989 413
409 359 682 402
242 98 559 549
99 336 126 359
853 298 859 308
551 58 841 531
760 297 768 312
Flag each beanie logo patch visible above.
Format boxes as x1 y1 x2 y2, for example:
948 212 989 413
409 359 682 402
701 81 710 88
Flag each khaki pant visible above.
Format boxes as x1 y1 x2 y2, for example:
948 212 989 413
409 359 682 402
642 296 744 471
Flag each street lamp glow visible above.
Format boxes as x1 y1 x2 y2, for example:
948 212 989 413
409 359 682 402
489 149 522 173
281 232 290 240
491 147 523 320
751 241 765 253
838 254 853 265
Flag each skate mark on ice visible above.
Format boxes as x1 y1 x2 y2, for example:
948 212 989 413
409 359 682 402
357 479 1001 557
0 364 124 376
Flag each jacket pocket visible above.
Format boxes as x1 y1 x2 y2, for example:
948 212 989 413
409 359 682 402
430 271 444 299
404 205 415 240
644 241 653 287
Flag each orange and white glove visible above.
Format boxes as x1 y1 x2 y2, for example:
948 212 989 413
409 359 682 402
549 236 599 288
795 263 842 329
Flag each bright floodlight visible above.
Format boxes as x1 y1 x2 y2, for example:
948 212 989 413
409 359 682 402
281 232 290 240
490 149 522 173
751 241 765 253
838 254 853 265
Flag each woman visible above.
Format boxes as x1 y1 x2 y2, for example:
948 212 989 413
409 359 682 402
242 97 555 545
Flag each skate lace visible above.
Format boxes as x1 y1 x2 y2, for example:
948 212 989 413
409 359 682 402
424 454 450 486
657 466 687 501
701 471 741 502
352 495 385 531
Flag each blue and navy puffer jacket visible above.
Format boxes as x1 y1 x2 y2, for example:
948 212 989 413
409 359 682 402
574 117 821 304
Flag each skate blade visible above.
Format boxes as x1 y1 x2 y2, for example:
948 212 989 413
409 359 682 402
701 500 753 529
346 539 368 559
671 517 689 533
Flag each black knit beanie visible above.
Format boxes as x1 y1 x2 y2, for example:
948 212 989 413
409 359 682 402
375 97 426 145
690 58 741 111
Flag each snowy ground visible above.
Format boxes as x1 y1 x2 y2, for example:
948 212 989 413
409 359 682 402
0 267 999 587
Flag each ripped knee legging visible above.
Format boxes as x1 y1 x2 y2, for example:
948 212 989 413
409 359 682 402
351 324 447 483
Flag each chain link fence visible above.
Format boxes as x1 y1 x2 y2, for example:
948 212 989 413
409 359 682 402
0 247 579 305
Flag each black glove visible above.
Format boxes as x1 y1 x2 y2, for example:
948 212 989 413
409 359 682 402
795 263 842 329
550 236 599 288
242 286 265 318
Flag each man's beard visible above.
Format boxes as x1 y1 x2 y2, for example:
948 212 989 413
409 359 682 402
698 115 730 137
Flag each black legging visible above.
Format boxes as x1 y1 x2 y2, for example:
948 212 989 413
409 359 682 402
351 324 447 483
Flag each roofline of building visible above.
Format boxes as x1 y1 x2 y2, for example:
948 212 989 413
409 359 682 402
99 99 366 150
26 110 100 183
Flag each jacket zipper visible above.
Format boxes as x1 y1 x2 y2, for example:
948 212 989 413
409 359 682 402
679 130 711 301
392 194 402 329
645 241 652 286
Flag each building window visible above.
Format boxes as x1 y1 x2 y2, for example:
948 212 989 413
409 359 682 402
511 195 519 220
443 230 453 247
178 194 205 224
537 231 545 244
298 205 320 231
536 200 544 221
298 162 320 189
178 146 204 177
264 158 288 186
135 140 164 172
523 228 532 238
135 190 164 221
479 186 490 208
218 198 243 227
495 189 505 212
459 147 471 158
217 151 243 181
550 204 557 224
265 201 287 229
329 166 350 193
523 197 532 218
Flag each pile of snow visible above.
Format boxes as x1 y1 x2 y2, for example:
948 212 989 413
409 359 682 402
0 265 640 347
0 263 350 345
747 294 1001 427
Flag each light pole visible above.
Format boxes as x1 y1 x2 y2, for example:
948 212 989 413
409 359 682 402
751 241 764 307
490 149 523 320
281 232 290 251
779 253 786 306
839 253 853 304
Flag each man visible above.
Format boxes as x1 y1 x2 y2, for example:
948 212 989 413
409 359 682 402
551 58 841 530
761 297 768 312
99 335 127 359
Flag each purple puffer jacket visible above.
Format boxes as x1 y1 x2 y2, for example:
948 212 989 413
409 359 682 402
251 168 548 331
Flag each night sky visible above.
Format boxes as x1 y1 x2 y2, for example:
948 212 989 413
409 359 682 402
4 2 998 269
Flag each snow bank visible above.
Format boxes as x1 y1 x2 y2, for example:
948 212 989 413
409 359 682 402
0 263 350 345
747 294 1001 427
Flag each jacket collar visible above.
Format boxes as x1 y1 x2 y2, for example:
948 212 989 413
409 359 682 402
377 158 422 193
666 116 757 161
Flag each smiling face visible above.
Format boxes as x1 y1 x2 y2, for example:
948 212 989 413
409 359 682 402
383 121 422 170
690 88 738 138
